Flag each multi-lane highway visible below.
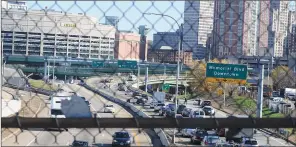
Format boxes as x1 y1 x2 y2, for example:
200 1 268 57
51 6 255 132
3 82 154 146
86 76 294 146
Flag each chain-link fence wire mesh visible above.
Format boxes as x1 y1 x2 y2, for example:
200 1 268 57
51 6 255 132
1 0 296 146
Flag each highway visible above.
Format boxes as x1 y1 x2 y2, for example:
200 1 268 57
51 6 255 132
3 83 153 146
86 76 294 146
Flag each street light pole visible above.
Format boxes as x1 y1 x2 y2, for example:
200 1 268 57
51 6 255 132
143 12 181 144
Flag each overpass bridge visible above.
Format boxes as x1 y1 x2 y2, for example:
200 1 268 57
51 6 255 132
4 55 191 76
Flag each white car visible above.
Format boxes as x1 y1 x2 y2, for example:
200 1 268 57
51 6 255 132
190 109 206 118
202 106 215 116
127 97 138 103
154 103 165 112
241 138 259 146
181 128 196 137
192 99 201 105
104 105 115 113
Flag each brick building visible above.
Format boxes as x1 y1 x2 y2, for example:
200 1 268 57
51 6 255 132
147 49 193 65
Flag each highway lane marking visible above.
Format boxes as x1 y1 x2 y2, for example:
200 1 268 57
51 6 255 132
2 94 44 143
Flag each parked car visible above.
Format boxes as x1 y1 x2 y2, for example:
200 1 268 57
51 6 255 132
177 104 186 114
201 135 220 146
104 105 115 113
128 75 137 81
71 140 88 147
241 138 259 146
154 103 165 112
190 130 208 145
181 108 192 117
201 100 212 108
181 128 196 137
202 106 215 116
112 131 132 147
190 109 206 118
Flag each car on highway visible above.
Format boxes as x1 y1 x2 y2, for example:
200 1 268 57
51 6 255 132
202 106 215 116
118 85 127 91
190 130 208 145
201 100 212 108
241 138 259 146
127 97 138 104
112 131 132 147
132 91 141 97
136 98 147 105
104 104 115 113
154 103 165 112
177 104 186 114
201 135 220 146
181 108 192 117
141 94 148 100
190 109 206 118
159 106 167 116
270 97 283 103
127 75 137 81
287 93 296 101
181 128 196 137
71 140 88 147
101 78 113 83
193 99 202 105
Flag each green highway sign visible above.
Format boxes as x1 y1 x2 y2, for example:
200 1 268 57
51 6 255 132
118 60 137 69
92 61 104 68
206 63 247 84
162 83 170 91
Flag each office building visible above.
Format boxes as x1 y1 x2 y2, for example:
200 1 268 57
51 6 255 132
183 1 214 60
147 49 193 65
114 31 147 61
1 8 116 59
213 0 269 57
286 24 296 54
152 31 179 50
268 0 289 57
105 16 119 30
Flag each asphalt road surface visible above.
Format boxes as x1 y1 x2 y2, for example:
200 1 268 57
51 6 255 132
3 83 153 146
87 76 294 146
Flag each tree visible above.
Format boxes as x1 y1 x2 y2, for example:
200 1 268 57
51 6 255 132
271 66 296 90
188 59 228 95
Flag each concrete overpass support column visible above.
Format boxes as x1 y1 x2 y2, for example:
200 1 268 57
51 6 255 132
145 66 148 92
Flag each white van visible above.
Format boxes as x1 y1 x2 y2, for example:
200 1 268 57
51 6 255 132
128 75 137 81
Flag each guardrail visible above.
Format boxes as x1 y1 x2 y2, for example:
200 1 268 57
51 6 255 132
80 82 170 147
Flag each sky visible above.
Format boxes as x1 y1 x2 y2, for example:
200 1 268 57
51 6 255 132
26 1 296 40
26 1 185 40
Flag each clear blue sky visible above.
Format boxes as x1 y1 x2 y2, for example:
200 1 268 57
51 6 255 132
27 1 185 40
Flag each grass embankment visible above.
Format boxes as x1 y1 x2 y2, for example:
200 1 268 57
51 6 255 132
28 79 58 91
234 96 285 118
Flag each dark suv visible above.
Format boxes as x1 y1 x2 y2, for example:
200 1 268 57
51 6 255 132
112 131 132 147
191 130 208 145
71 140 88 147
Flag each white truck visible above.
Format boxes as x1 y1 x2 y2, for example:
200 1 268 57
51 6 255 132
50 96 71 118
150 92 166 109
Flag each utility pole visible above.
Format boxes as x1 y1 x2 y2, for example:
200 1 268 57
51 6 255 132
257 65 264 118
145 65 148 92
137 63 140 88
52 58 55 86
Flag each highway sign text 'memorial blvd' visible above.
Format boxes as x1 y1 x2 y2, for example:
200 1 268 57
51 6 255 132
206 63 248 84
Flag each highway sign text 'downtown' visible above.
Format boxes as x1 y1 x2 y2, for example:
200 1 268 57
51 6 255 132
206 63 248 84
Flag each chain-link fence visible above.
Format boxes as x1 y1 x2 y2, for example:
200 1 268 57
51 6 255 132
1 0 296 146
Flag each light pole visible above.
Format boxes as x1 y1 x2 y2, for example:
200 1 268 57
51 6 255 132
143 12 181 144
